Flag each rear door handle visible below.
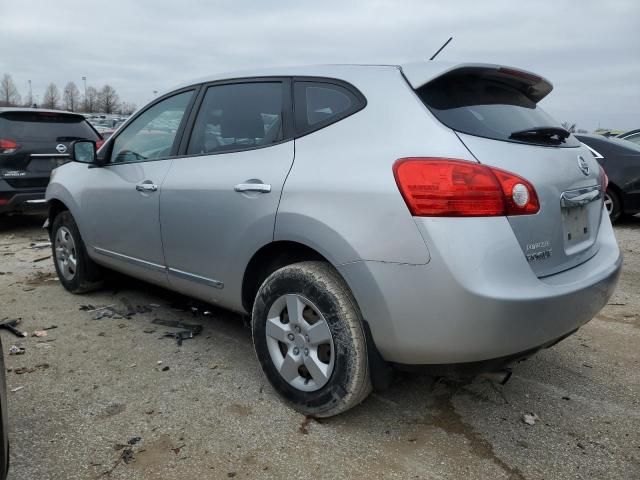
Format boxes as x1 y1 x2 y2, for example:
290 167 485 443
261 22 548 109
136 181 158 193
234 183 271 193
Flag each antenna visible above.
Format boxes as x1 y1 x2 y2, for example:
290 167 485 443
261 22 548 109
429 37 453 61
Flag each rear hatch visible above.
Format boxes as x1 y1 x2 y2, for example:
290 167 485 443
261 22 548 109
0 111 100 187
405 64 604 277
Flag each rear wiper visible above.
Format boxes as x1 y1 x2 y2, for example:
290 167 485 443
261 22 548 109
509 126 570 143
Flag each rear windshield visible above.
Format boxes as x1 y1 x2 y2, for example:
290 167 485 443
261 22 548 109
417 73 579 147
0 112 99 142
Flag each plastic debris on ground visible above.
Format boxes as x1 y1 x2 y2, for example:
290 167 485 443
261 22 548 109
522 413 539 426
169 299 214 317
0 318 28 337
8 345 25 355
32 330 47 338
152 318 203 346
120 448 134 464
80 302 159 320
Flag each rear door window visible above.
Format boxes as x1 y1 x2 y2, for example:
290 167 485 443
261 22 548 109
417 73 580 147
0 113 99 142
293 81 365 136
186 82 285 155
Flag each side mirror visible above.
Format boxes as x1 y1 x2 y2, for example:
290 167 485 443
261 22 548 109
70 140 96 164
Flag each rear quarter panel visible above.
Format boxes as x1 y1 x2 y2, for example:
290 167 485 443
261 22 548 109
275 67 475 265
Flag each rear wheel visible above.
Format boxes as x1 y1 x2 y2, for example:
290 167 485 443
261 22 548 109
604 188 622 223
51 211 103 293
252 261 372 417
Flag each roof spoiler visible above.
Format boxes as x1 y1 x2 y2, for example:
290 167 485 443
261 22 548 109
400 62 553 103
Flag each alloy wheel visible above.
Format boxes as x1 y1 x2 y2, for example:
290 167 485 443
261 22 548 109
54 226 78 281
604 192 614 215
265 294 335 392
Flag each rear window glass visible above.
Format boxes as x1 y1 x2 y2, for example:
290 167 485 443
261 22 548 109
417 73 579 147
294 81 364 135
0 112 99 142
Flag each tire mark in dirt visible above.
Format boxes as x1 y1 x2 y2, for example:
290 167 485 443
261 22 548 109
430 390 526 480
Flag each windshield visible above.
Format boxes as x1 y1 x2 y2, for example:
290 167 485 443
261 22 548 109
417 73 580 147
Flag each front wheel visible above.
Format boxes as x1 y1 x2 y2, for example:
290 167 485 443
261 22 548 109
51 211 103 293
252 261 372 417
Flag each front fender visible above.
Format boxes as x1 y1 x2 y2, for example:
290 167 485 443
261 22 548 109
45 168 89 244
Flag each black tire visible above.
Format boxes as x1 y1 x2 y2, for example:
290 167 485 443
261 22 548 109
605 188 622 223
51 211 103 293
252 261 372 417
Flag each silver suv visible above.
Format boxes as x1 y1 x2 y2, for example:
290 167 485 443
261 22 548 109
46 62 622 417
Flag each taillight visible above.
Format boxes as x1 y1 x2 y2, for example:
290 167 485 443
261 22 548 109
0 139 19 154
0 193 13 205
95 139 105 150
393 158 539 217
599 165 608 192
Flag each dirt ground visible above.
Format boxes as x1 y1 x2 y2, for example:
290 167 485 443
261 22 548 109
0 214 638 480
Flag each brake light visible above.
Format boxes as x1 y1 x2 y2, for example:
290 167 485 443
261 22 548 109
497 67 542 83
0 139 19 154
599 165 608 192
393 158 539 217
95 139 105 150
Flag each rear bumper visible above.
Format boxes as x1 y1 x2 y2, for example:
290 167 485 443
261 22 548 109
338 212 622 365
0 178 47 214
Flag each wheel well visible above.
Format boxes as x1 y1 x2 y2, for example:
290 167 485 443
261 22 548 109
47 199 68 234
607 182 624 209
241 241 328 313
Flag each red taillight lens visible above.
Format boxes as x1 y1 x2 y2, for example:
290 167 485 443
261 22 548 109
95 139 105 151
599 165 608 192
0 139 19 154
393 158 539 217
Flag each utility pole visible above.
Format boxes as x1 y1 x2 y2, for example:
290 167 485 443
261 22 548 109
82 76 87 111
28 79 33 107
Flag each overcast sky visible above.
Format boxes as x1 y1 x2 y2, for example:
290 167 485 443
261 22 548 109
1 0 638 131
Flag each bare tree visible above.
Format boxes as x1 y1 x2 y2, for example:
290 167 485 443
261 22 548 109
561 122 577 133
118 102 137 115
98 85 120 114
62 81 80 111
42 83 60 109
84 86 99 113
0 74 21 106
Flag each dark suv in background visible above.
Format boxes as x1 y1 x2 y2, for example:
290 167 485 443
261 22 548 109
0 108 102 215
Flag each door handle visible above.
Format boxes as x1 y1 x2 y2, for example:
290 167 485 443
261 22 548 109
234 183 271 193
136 182 158 193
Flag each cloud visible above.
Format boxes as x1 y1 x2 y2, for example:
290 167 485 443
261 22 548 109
0 0 638 130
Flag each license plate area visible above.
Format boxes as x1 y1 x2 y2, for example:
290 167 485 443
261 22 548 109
27 157 67 172
562 205 590 248
561 199 602 256
561 185 602 255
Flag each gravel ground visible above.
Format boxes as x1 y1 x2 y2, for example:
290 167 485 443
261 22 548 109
0 214 638 480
